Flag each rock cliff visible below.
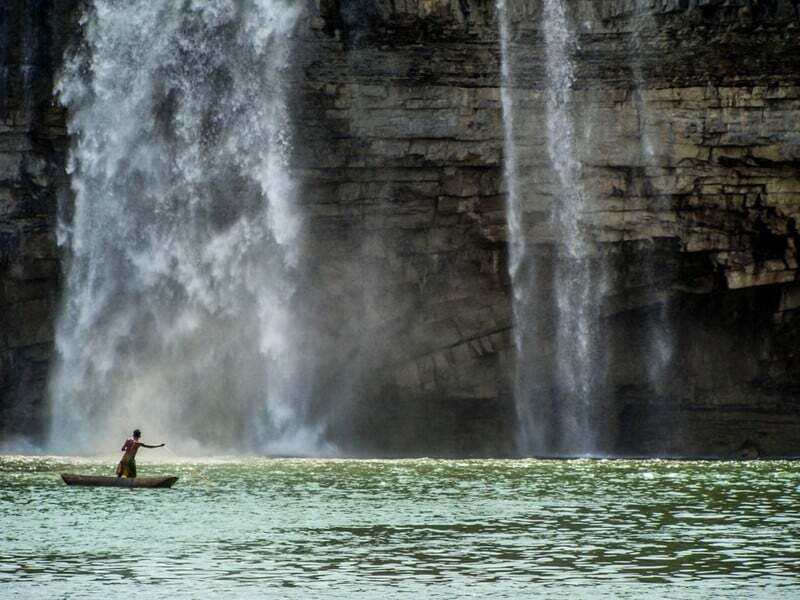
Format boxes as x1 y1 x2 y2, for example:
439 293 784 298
2 0 799 456
0 0 74 443
289 0 800 456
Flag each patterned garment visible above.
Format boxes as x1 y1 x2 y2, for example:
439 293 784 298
116 457 137 478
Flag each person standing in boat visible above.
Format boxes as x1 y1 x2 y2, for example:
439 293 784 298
116 429 165 478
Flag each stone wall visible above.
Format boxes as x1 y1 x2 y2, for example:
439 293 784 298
1 0 799 456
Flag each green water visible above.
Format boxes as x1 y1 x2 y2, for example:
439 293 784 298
1 457 799 599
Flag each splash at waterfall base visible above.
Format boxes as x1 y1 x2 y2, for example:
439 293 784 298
2 1 800 458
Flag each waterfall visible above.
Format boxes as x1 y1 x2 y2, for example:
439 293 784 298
630 1 673 399
496 0 537 451
499 0 609 456
631 1 656 166
49 0 320 454
542 0 608 455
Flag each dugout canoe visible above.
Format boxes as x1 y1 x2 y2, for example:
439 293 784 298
61 474 178 488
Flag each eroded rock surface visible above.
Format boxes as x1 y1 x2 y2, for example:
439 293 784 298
293 0 800 456
0 0 75 443
1 0 799 455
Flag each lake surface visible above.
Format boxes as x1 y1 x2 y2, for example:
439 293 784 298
1 456 799 598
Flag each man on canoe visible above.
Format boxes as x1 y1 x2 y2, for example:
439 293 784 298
116 429 165 478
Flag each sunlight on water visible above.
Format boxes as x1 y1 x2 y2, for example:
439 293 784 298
2 457 799 598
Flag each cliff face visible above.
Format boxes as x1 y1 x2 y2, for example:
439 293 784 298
289 0 513 455
293 0 800 456
0 0 74 443
2 0 799 456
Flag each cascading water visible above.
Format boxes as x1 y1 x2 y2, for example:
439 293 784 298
496 0 537 451
542 0 608 455
630 1 656 166
499 0 609 456
629 1 673 396
49 0 321 454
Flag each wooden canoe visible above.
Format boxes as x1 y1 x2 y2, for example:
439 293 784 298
61 473 178 488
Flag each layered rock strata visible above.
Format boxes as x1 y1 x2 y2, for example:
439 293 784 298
1 0 799 456
295 0 800 456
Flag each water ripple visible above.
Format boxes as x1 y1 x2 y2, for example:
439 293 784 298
1 457 799 598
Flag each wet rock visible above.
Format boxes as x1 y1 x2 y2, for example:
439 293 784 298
0 0 78 442
2 0 800 455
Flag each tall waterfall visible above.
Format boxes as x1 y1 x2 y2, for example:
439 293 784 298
497 0 534 449
629 2 673 398
49 0 318 454
542 0 608 454
499 0 609 455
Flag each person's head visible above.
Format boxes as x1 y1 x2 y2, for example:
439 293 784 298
133 429 141 439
